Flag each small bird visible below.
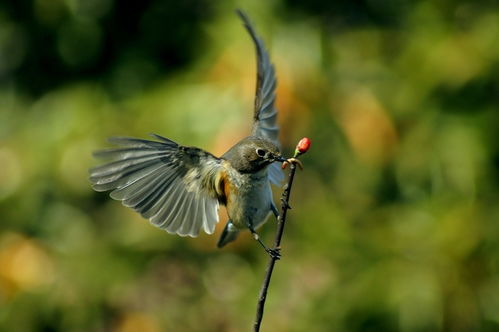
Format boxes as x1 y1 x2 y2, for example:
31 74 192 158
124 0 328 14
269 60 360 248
89 10 286 258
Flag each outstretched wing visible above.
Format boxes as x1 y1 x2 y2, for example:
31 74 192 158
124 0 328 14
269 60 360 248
237 10 284 185
89 134 223 237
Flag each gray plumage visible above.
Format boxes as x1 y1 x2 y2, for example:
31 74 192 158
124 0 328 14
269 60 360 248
89 11 283 247
90 134 223 237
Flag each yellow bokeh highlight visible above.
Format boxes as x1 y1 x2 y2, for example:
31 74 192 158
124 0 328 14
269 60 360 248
0 233 55 297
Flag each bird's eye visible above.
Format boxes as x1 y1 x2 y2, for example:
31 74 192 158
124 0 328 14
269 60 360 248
256 148 266 157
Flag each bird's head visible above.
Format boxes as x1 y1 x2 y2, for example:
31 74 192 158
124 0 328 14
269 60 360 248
222 136 285 173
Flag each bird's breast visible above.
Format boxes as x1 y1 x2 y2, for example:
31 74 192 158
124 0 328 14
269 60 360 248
221 164 273 229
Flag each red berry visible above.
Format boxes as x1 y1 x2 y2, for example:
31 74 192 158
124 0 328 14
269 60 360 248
296 137 311 154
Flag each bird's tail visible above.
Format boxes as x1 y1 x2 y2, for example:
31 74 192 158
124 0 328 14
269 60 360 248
217 221 239 248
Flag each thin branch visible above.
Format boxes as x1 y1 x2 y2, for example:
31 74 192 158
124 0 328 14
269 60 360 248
253 161 299 332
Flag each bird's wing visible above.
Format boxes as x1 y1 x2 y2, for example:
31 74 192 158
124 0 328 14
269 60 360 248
237 10 284 185
89 134 223 237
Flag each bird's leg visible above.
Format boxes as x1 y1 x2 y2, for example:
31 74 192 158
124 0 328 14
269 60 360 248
281 158 303 170
248 224 281 260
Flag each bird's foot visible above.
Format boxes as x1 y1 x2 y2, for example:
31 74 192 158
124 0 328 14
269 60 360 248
266 247 281 260
280 197 292 209
281 158 303 170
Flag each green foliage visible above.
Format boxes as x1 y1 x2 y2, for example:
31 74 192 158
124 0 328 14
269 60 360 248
1 1 498 331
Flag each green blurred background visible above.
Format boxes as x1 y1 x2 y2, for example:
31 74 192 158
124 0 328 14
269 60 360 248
1 0 499 331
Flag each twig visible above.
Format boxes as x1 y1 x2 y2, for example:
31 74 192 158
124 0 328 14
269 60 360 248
253 138 310 331
253 161 299 331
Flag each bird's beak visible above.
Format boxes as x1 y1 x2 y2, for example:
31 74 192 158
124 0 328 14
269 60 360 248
274 156 287 163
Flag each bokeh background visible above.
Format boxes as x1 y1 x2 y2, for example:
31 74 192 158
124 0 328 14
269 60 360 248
1 0 499 331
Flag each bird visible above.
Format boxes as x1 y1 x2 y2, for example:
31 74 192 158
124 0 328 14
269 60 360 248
89 10 287 258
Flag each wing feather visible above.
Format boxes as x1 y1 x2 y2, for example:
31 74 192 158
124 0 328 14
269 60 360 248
137 173 177 216
236 10 280 146
162 187 186 232
202 202 211 233
268 162 285 185
89 135 223 237
150 179 183 227
186 198 199 237
91 160 163 191
121 167 175 208
179 194 196 236
110 164 168 201
237 10 284 185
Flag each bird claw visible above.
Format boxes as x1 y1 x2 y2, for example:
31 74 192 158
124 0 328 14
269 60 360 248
280 197 292 209
281 158 303 170
266 247 281 260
